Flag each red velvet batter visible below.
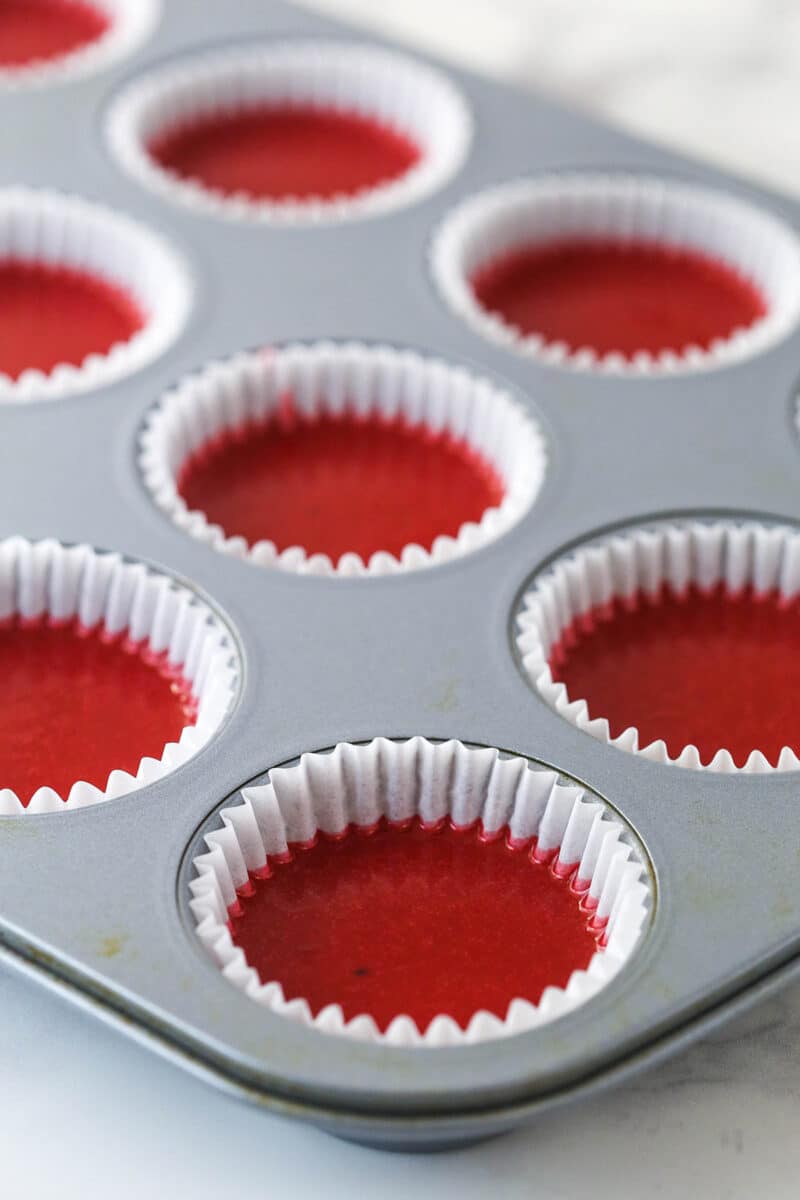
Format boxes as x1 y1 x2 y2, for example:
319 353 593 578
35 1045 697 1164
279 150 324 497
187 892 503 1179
0 0 108 66
471 240 766 357
148 106 421 201
229 819 602 1031
178 407 504 561
0 616 196 805
0 260 143 380
549 583 800 766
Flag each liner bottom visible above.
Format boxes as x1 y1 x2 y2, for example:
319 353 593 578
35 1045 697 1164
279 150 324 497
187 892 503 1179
149 105 422 202
0 0 108 68
228 817 603 1033
177 405 505 562
0 258 143 379
471 239 765 357
550 581 800 768
0 614 196 805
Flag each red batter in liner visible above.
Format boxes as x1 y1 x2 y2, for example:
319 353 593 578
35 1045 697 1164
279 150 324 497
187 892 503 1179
471 239 766 357
229 818 603 1032
0 616 197 805
549 582 800 766
0 0 109 67
178 406 505 562
148 105 421 201
0 259 143 380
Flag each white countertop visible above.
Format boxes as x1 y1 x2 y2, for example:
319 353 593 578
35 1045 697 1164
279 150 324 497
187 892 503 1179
3 963 800 1198
4 2 800 1195
304 0 800 197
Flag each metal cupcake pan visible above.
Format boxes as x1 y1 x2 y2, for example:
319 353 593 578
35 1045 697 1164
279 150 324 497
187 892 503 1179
1 0 800 1152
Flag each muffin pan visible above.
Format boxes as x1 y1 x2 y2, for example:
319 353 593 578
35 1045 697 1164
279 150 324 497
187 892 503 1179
2 0 800 1153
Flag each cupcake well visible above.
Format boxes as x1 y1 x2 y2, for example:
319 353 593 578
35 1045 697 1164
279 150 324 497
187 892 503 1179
0 538 239 813
107 41 472 224
0 188 190 402
140 342 547 576
516 519 800 771
432 174 800 374
189 738 651 1046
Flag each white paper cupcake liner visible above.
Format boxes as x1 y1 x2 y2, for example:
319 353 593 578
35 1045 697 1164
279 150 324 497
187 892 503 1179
106 40 472 224
0 188 191 402
431 174 800 375
0 537 239 814
139 341 547 577
0 0 160 89
516 518 800 772
189 737 651 1046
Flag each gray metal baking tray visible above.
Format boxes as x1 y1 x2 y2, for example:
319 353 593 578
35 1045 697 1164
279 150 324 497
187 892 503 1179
1 0 799 1151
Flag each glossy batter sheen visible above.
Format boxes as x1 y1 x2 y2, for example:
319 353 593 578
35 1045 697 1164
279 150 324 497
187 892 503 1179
229 820 602 1031
149 106 421 200
549 583 800 765
0 0 108 66
178 408 505 561
0 617 197 804
471 239 766 357
0 260 143 379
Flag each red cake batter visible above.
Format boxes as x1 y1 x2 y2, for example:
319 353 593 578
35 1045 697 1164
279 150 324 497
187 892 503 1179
178 407 504 562
0 0 108 67
549 583 800 766
148 105 421 201
229 819 602 1031
0 260 143 379
471 240 765 357
0 616 196 804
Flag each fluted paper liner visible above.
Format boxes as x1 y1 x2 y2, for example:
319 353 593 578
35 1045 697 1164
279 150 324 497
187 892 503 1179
0 0 160 89
189 737 651 1045
0 188 191 402
0 538 239 813
516 518 800 771
431 174 800 374
107 40 472 224
140 341 547 577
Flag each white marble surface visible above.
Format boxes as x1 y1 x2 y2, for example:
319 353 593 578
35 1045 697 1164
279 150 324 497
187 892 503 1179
302 0 800 196
4 2 800 1195
2 963 800 1197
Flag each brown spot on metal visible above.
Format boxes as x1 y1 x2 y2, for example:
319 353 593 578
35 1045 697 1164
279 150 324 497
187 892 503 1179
98 934 128 959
